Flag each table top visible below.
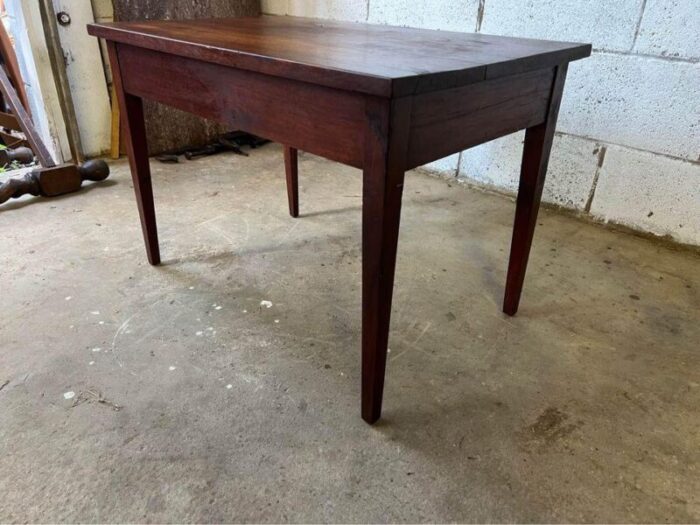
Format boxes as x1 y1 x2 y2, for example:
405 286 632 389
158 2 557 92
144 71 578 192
88 15 590 97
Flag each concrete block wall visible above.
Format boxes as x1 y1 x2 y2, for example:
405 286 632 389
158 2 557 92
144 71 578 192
261 0 700 246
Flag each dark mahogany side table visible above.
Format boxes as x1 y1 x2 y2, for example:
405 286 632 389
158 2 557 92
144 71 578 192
88 16 590 424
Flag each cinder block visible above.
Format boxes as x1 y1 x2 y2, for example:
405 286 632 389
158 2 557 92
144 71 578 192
545 134 603 209
559 52 700 161
368 0 478 32
261 0 288 15
458 132 600 210
634 0 700 61
480 0 643 52
418 153 461 176
458 132 523 192
287 0 367 22
590 145 700 246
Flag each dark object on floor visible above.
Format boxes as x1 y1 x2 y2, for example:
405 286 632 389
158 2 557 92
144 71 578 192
0 159 110 204
217 136 247 156
155 153 179 163
0 146 34 166
184 143 221 160
155 132 268 162
222 130 269 149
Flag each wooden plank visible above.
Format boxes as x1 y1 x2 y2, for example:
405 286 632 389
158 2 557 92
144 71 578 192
118 44 367 168
0 111 20 130
0 65 54 167
38 0 84 162
0 130 28 148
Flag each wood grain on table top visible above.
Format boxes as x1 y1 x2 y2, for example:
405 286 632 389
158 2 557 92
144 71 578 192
88 15 591 97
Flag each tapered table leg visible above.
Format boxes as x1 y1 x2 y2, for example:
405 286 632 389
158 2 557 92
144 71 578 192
283 146 299 217
361 98 411 424
503 64 568 316
107 42 160 265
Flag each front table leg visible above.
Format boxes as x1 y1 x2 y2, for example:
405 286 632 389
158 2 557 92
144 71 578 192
361 98 411 424
503 64 568 315
107 42 160 265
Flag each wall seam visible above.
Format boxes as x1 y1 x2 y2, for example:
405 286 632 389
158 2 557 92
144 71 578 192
630 0 648 52
365 0 370 21
475 0 485 32
554 131 700 166
584 144 606 213
455 151 463 178
593 48 699 64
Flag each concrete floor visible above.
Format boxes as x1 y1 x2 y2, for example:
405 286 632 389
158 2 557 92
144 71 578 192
1 143 698 522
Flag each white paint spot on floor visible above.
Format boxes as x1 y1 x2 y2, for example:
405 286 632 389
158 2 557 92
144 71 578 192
92 347 101 352
90 311 100 315
63 391 75 400
65 296 72 301
242 309 248 313
207 327 214 331
169 366 176 371
89 361 95 366
189 286 195 290
196 331 203 336
274 319 280 324
215 306 222 310
260 300 273 308
226 384 233 389
239 373 257 384
98 321 105 325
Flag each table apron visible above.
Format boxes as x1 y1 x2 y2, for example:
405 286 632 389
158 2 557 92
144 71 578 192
115 43 559 173
116 43 368 168
406 67 555 169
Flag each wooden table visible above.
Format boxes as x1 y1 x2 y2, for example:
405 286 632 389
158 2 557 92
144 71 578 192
88 16 590 424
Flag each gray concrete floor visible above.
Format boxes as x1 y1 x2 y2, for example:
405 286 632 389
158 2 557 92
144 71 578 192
1 143 698 522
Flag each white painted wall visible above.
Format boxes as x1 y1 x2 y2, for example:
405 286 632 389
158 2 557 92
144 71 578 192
53 0 112 157
262 0 700 246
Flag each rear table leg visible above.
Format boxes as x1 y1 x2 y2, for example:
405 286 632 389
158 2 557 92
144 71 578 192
503 64 568 316
284 146 299 218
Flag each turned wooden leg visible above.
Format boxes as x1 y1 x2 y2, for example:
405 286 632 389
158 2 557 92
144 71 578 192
283 146 299 217
361 98 411 424
503 64 568 315
107 42 160 265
